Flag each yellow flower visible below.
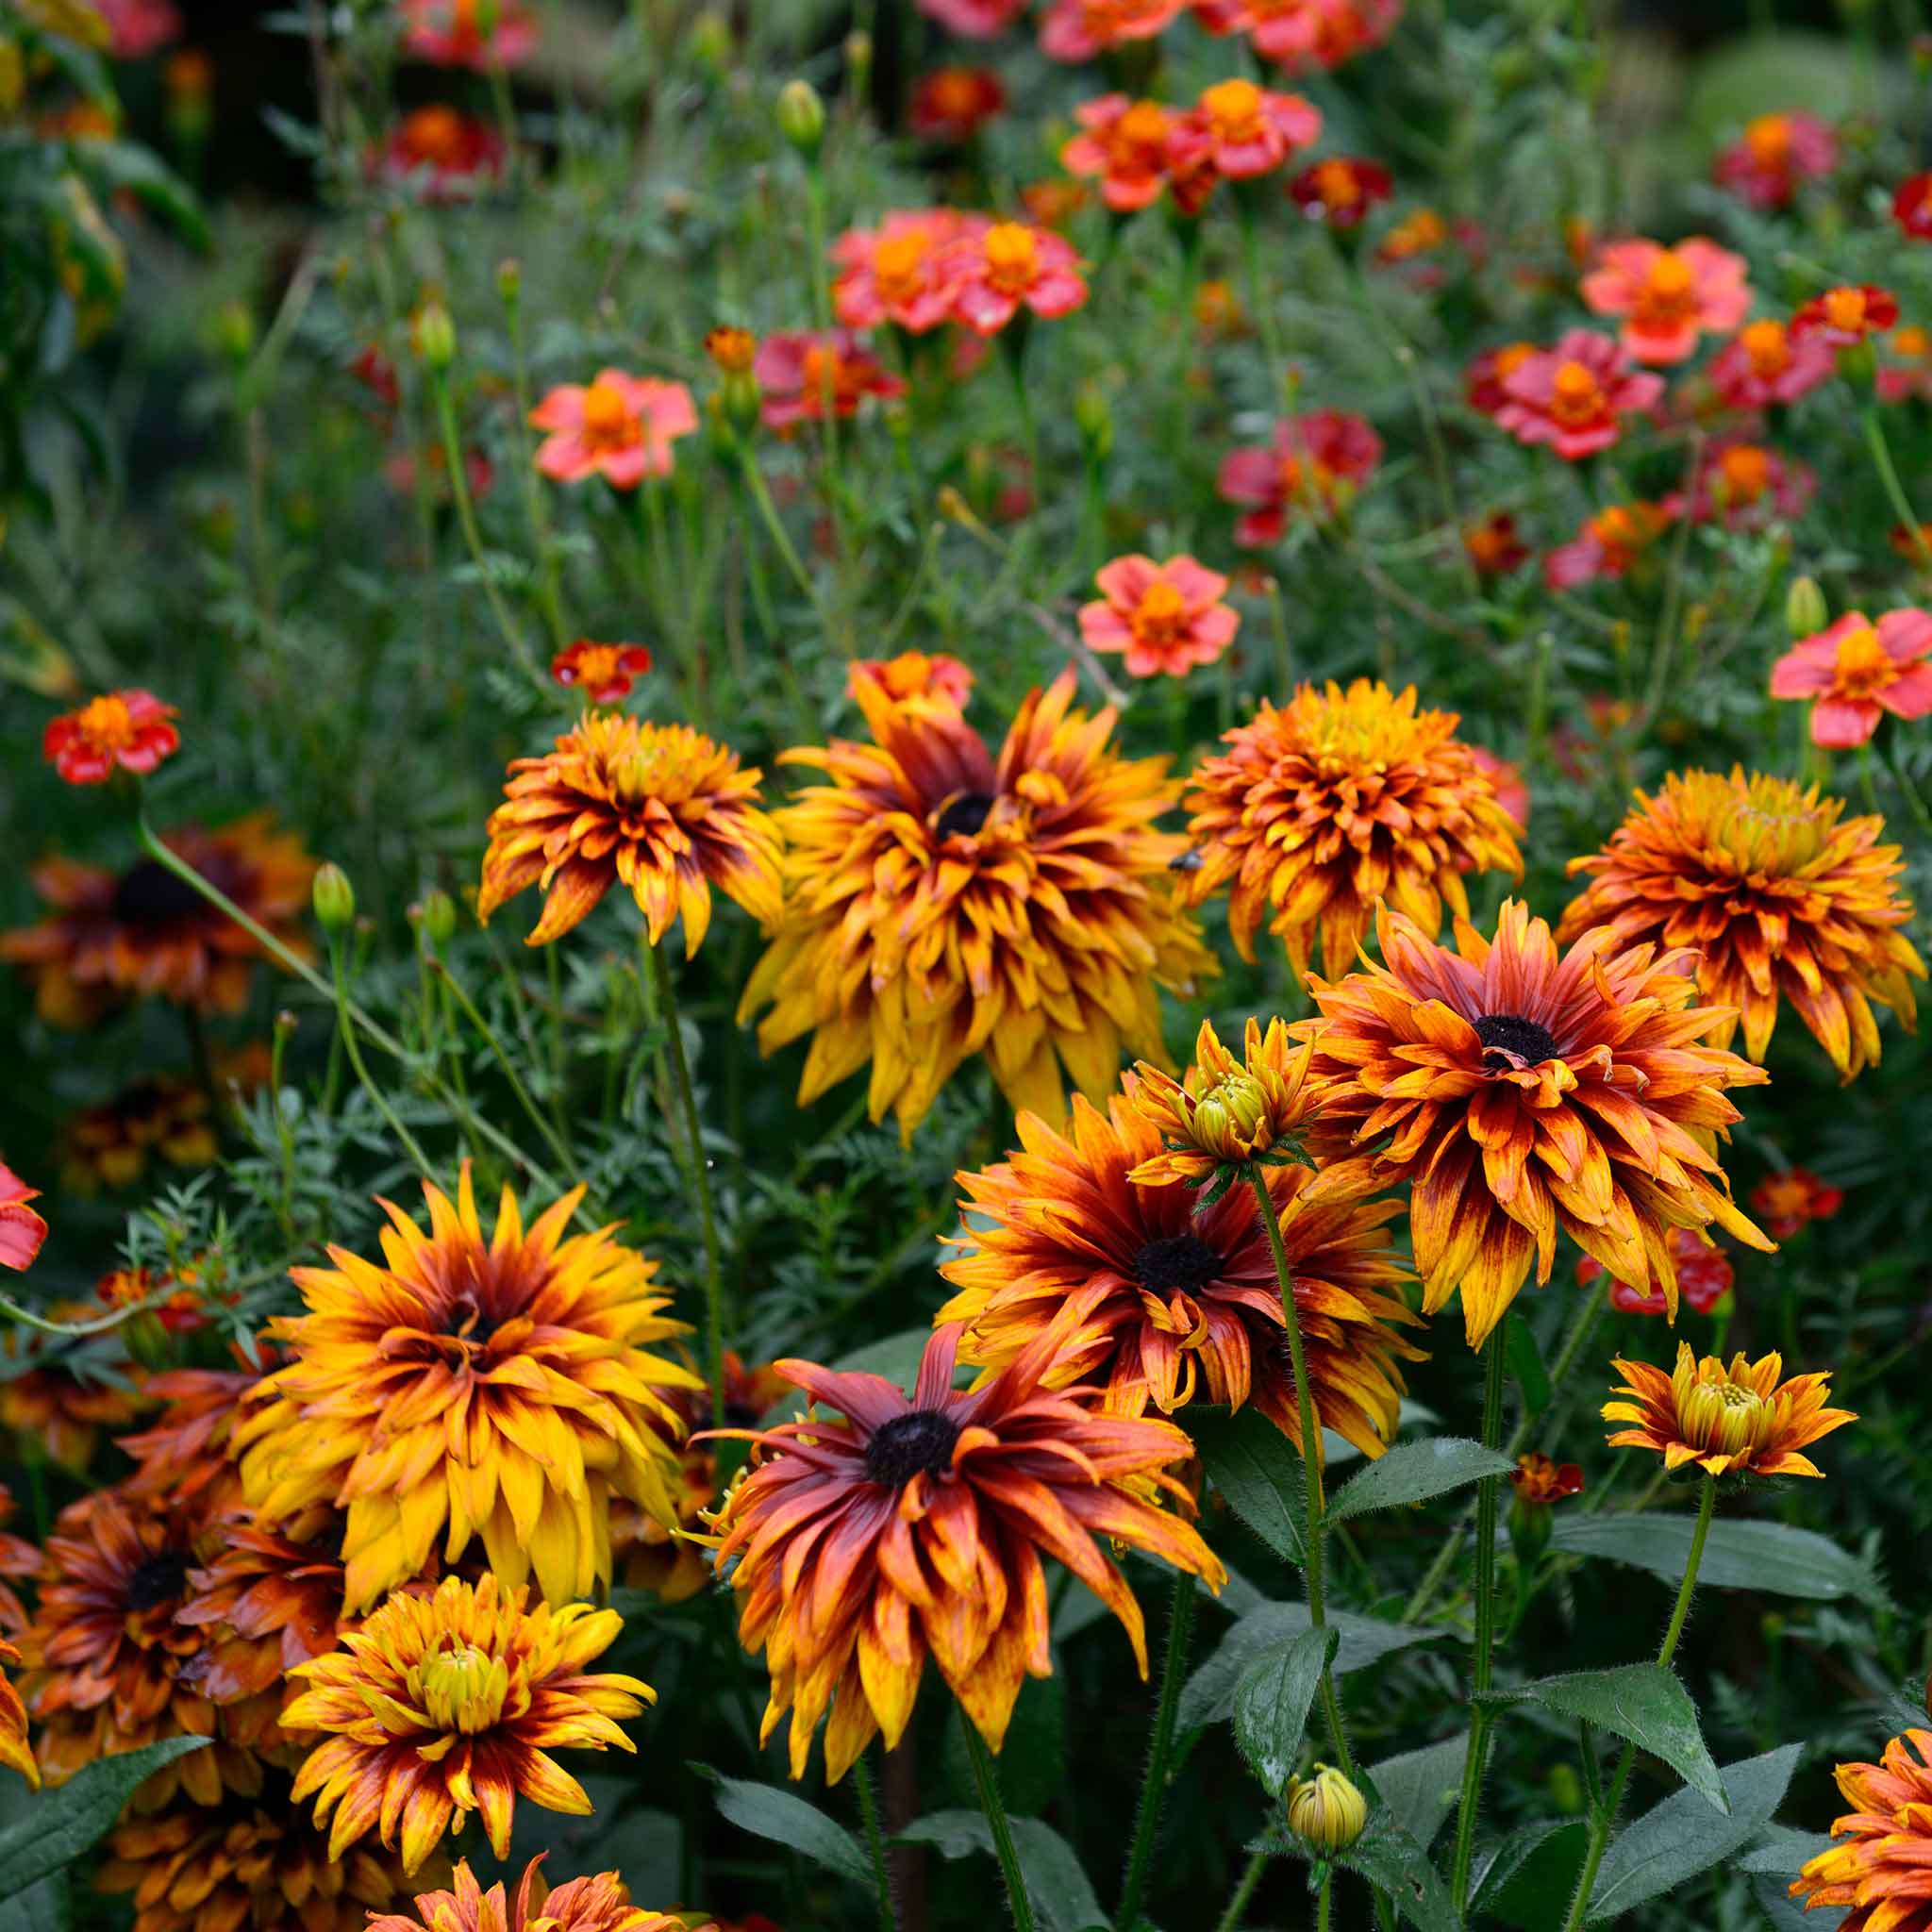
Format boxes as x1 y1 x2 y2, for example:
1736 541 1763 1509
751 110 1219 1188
1603 1342 1855 1478
1126 1015 1323 1189
0 1639 35 1789
1789 1728 1932 1927
367 1858 691 1932
1286 1765 1367 1851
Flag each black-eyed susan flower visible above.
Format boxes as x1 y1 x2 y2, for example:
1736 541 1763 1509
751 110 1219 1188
1125 1015 1321 1189
0 1314 147 1473
368 1857 690 1932
58 1075 219 1193
1789 1728 1932 1928
1604 1342 1854 1478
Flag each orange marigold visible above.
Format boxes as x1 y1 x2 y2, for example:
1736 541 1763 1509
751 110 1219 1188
1300 901 1774 1348
1559 770 1924 1080
1790 1729 1932 1928
369 1857 693 1932
1603 1341 1854 1477
1180 680 1523 978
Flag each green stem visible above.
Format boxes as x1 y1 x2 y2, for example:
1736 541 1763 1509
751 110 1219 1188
328 934 434 1176
431 958 575 1175
1213 1850 1268 1932
1117 1572 1198 1932
1316 1872 1332 1932
1865 407 1932 565
1236 199 1285 404
963 1721 1037 1932
852 1751 898 1932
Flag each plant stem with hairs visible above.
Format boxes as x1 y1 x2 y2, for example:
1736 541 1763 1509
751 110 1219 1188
963 1723 1036 1932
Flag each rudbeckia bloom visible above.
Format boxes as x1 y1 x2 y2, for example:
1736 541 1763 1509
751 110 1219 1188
1125 1015 1323 1188
1603 1343 1853 1477
374 106 505 201
43 690 178 785
284 1574 651 1874
1289 156 1394 228
0 1316 146 1472
1707 317 1835 409
1 818 315 1025
1494 330 1663 459
708 1323 1224 1782
1217 411 1381 544
59 1074 218 1193
0 1160 46 1274
945 220 1087 336
0 1488 41 1636
369 1857 686 1932
831 211 972 333
752 329 906 429
121 1352 268 1513
1543 500 1674 591
1790 1729 1932 1927
1059 96 1175 212
477 712 783 951
1751 1166 1843 1240
1771 609 1932 749
1577 1224 1733 1317
1178 679 1523 978
239 1169 699 1612
1558 770 1924 1078
1300 901 1774 1348
1712 111 1835 208
740 669 1213 1138
938 1084 1421 1456
1792 284 1899 349
1580 238 1751 364
0 1641 30 1789
1038 0 1185 61
529 373 696 489
909 66 1007 142
550 641 652 705
1169 78 1320 181
1079 555 1239 679
402 0 536 68
1196 0 1400 69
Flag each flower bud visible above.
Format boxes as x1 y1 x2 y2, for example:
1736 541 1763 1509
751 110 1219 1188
1286 1765 1367 1852
1074 379 1112 461
419 888 458 946
775 78 824 159
312 862 356 932
843 29 873 100
1785 575 1827 639
413 299 456 371
688 8 731 77
496 258 522 307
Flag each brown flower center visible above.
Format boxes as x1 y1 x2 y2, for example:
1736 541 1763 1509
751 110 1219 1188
865 1409 961 1487
126 1549 192 1612
1134 1234 1224 1295
933 791 995 840
112 858 209 927
1474 1013 1558 1068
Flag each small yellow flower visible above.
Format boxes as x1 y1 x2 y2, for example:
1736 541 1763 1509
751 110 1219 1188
1286 1765 1367 1851
1126 1016 1322 1190
1603 1342 1856 1478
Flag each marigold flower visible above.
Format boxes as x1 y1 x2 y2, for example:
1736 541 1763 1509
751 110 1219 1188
1179 679 1523 978
1772 609 1932 749
1667 436 1813 530
240 1168 699 1611
1707 317 1835 409
1494 329 1663 460
1750 1167 1844 1240
95 1262 225 1337
1464 510 1528 576
43 689 178 785
402 0 536 68
529 372 696 489
1060 95 1174 211
1578 1224 1733 1317
1289 155 1393 228
1879 324 1932 405
741 669 1213 1138
909 66 1006 141
551 641 652 705
939 1084 1422 1455
1559 770 1923 1079
917 0 1025 30
1510 1452 1583 1503
1713 111 1835 208
1169 78 1321 181
0 1639 32 1789
831 210 973 333
1218 410 1381 543
59 1074 218 1192
1580 238 1751 364
1301 901 1774 1349
375 106 505 200
368 1858 690 1932
753 329 906 429
1790 1728 1932 1927
285 1574 651 1874
1376 206 1447 265
1 817 314 1025
1604 1343 1853 1477
1079 555 1239 679
1792 283 1900 349
0 1161 47 1275
1892 172 1932 242
945 220 1087 336
1038 0 1186 60
1198 0 1400 70
704 325 756 375
848 651 974 718
709 1323 1224 1782
1464 341 1538 417
1543 500 1674 591
477 711 782 951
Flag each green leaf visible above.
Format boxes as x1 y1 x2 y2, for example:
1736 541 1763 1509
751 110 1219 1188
1180 1603 1439 1732
1326 1437 1517 1524
895 1811 1109 1932
708 1774 872 1887
1505 1312 1552 1418
1587 1746 1802 1921
1191 1407 1305 1563
1489 1666 1726 1812
1232 1626 1338 1795
73 141 208 250
1469 1820 1590 1931
1551 1516 1890 1607
1740 1824 1834 1878
1335 1813 1462 1932
941 1679 1065 1818
1364 1732 1470 1852
0 1736 209 1899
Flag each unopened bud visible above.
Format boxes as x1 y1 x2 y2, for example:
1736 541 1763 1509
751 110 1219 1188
688 8 731 77
419 889 457 946
1074 380 1112 460
413 300 456 371
496 258 521 307
1285 1766 1366 1852
1785 575 1827 639
312 863 356 932
843 29 873 99
776 78 824 159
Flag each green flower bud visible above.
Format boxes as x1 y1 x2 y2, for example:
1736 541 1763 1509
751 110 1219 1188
1286 1765 1367 1852
496 258 522 307
775 78 824 159
1074 380 1113 461
312 862 356 932
419 889 458 946
1785 575 1827 639
413 299 456 371
688 8 732 76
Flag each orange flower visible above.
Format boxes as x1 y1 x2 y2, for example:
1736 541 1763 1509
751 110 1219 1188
285 1574 651 1874
708 1324 1224 1782
704 325 757 375
1791 283 1899 348
1169 77 1321 181
1509 1452 1582 1504
752 329 905 430
1178 679 1523 978
1708 317 1835 409
1580 238 1751 364
1289 155 1392 228
0 1488 42 1637
1197 0 1399 70
121 1351 268 1513
1603 1342 1854 1477
1079 554 1239 678
0 1638 33 1789
1771 609 1932 749
1712 111 1835 208
369 1857 691 1932
831 210 974 333
1038 0 1185 60
550 641 653 705
529 372 696 488
1060 95 1174 211
1125 1014 1321 1188
947 220 1088 335
1559 770 1924 1078
909 65 1006 142
375 107 505 200
477 712 782 951
1464 511 1528 576
0 1313 147 1472
0 818 314 1025
43 690 178 785
59 1075 219 1192
1789 1729 1932 1928
848 651 974 717
402 0 535 69
1750 1167 1843 1240
1493 330 1664 459
0 1159 47 1275
1544 500 1674 591
1300 901 1774 1348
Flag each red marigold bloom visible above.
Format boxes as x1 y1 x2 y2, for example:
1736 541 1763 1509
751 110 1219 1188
1792 283 1900 349
96 0 180 56
1060 95 1176 212
909 66 1006 142
1605 1344 1853 1478
1510 1452 1583 1503
1577 1224 1734 1317
1790 1728 1932 1926
1494 329 1663 460
917 0 1026 31
1464 341 1539 417
529 372 697 489
43 690 179 785
708 1323 1224 1782
848 651 974 717
1039 0 1186 60
1299 900 1774 1348
704 325 756 375
1217 410 1381 544
831 210 972 334
551 641 652 705
368 1858 688 1932
1543 501 1674 591
1289 156 1393 228
1893 172 1932 241
0 1161 47 1275
1668 436 1813 530
1750 1167 1844 1240
1712 111 1835 208
1375 206 1447 266
945 220 1087 336
374 105 505 201
1464 511 1528 576
1079 555 1240 679
1168 77 1321 181
1879 323 1932 405
1895 521 1932 563
1581 237 1751 365
401 0 535 68
1707 317 1835 409
1197 0 1400 70
753 329 905 429
1772 608 1932 748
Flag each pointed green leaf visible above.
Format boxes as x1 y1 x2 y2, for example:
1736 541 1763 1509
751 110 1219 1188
1326 1437 1517 1524
895 1811 1109 1931
1180 1603 1439 1732
1365 1732 1471 1852
708 1774 871 1886
1551 1515 1888 1607
1335 1813 1462 1932
1191 1407 1305 1563
0 1737 209 1900
1232 1626 1338 1795
1469 1820 1590 1931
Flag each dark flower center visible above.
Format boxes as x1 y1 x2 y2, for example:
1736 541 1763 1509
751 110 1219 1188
933 791 995 841
125 1550 192 1611
1134 1234 1225 1296
111 859 209 928
865 1408 961 1488
1474 1013 1559 1068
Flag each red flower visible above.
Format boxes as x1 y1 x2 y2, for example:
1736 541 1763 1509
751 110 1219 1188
550 642 652 704
401 0 536 68
95 0 181 57
1494 329 1663 460
1467 745 1529 832
1577 1225 1735 1317
1464 341 1538 417
1038 0 1186 61
1667 436 1813 531
1712 112 1836 209
1217 410 1381 544
529 372 697 488
1079 555 1240 678
752 330 905 430
1289 156 1393 228
1750 1167 1844 1240
909 67 1007 142
1893 173 1932 240
916 0 1026 31
0 1163 46 1276
1580 237 1751 365
43 690 179 785
373 106 505 201
831 210 973 334
1197 0 1401 71
1791 284 1900 349
1707 318 1835 409
946 221 1088 336
1879 325 1932 405
1543 502 1673 590
1168 78 1320 182
1510 1453 1584 1503
1060 96 1176 212
1463 511 1528 577
1771 608 1932 748
350 345 399 408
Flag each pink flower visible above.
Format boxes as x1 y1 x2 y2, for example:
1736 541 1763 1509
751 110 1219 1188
945 221 1087 335
528 371 697 488
0 1161 45 1274
95 0 181 57
1666 436 1813 531
1196 0 1400 71
1580 237 1751 365
1712 112 1836 209
401 0 537 68
43 690 180 785
916 0 1028 32
1060 95 1177 212
1579 1226 1734 1317
1217 410 1381 545
752 330 906 430
1494 329 1663 460
1771 608 1932 748
1542 502 1673 590
831 210 973 334
1038 0 1186 61
1791 283 1899 349
1167 78 1320 181
1078 555 1240 677
1707 318 1835 410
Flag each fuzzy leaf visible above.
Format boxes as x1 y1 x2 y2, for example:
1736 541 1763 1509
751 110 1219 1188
1192 1407 1305 1563
708 1775 872 1887
1326 1437 1517 1524
895 1811 1109 1931
1232 1626 1337 1795
1551 1516 1888 1607
1364 1732 1471 1852
0 1738 209 1900
1180 1603 1439 1732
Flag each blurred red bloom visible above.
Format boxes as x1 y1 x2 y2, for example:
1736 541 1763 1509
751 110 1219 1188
1707 318 1835 409
1039 0 1186 60
1894 173 1932 240
350 344 399 408
401 0 536 68
1771 609 1932 747
96 0 181 57
1791 283 1900 348
0 1164 46 1276
551 642 652 704
1168 78 1320 181
1578 1225 1735 1317
1494 329 1663 459
1750 1168 1843 1239
1543 501 1673 590
1463 511 1528 577
383 444 494 504
1079 555 1240 678
916 0 1026 30
848 653 974 717
373 106 505 201
43 691 179 786
947 221 1087 335
831 211 973 334
1712 112 1835 209
1289 155 1392 227
1466 745 1529 830
1510 1453 1583 1503
1218 410 1381 544
529 372 696 488
1878 325 1932 404
1197 0 1400 71
753 330 905 429
1060 96 1175 211
1580 238 1751 365
1464 341 1538 416
1668 436 1814 530
910 67 1006 141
